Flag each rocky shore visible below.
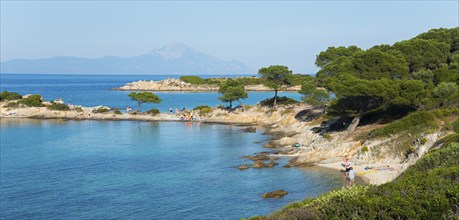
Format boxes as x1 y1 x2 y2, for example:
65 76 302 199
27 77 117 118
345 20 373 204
115 78 301 91
1 99 450 186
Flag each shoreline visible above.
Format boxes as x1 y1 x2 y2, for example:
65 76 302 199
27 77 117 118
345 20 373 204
2 101 437 186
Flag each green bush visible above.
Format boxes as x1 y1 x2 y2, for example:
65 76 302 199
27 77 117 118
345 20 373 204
0 91 22 101
4 102 19 108
361 146 369 152
75 107 83 113
18 95 43 107
452 119 459 133
193 105 213 114
420 137 428 145
47 103 70 111
258 140 459 220
370 111 438 138
92 107 109 114
234 77 263 86
259 96 299 107
179 76 206 84
146 108 160 116
113 109 122 115
322 133 330 139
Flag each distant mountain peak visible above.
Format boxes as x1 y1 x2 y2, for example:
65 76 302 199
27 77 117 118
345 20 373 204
153 43 196 60
1 43 254 74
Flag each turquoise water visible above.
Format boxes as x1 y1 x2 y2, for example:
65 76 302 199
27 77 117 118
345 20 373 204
0 119 342 219
0 74 303 112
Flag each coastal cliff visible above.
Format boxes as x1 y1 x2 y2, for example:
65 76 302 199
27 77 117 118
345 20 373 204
115 78 301 91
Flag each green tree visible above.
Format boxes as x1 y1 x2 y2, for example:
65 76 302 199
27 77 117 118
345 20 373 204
315 46 362 68
393 38 450 72
128 92 161 112
218 79 248 109
298 81 330 107
415 27 459 52
433 82 459 107
258 65 293 107
327 74 399 131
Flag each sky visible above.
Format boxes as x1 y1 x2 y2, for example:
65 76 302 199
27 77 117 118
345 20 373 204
1 1 458 74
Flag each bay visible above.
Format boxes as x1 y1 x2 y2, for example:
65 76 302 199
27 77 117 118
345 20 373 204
0 119 342 219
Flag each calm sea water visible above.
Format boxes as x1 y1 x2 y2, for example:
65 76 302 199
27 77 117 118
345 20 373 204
0 74 342 219
0 74 303 112
0 119 342 219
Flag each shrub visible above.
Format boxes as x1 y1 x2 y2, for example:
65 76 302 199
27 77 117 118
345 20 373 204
75 107 83 113
179 76 205 84
361 146 369 152
234 77 263 86
113 109 122 115
370 111 438 138
146 108 160 116
92 107 109 114
18 94 43 107
4 102 19 108
193 105 213 115
322 133 330 139
420 137 428 145
452 119 459 133
47 103 70 111
0 91 22 101
260 96 299 107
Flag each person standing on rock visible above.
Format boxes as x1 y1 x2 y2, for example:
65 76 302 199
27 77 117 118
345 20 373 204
169 107 173 114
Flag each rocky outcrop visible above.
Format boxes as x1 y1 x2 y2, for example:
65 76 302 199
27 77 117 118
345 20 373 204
243 154 278 161
252 160 279 168
116 78 301 91
242 127 257 133
238 164 250 170
262 190 288 198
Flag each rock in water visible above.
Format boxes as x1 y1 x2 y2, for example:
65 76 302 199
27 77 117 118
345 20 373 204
243 127 256 133
252 160 266 168
238 164 249 170
266 161 279 168
262 190 288 198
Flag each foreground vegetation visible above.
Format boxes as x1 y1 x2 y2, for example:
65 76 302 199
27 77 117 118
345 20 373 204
251 136 459 220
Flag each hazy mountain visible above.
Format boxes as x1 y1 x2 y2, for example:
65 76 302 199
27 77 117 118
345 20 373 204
0 43 254 74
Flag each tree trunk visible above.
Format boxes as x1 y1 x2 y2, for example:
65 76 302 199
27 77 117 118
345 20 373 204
237 99 245 111
347 101 367 132
137 102 141 113
229 100 232 110
346 115 361 132
273 90 278 107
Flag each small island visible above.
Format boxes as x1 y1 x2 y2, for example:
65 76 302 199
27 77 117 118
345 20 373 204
115 75 302 91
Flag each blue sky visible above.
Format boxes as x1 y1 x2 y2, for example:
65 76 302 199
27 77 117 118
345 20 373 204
1 1 458 74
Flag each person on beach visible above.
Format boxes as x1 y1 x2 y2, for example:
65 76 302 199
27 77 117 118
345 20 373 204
348 167 355 185
342 156 351 172
175 108 179 114
68 102 71 108
169 107 173 114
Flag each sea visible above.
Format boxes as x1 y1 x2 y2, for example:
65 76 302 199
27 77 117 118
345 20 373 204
0 74 343 219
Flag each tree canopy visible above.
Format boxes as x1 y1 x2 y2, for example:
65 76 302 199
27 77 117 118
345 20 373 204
218 79 248 110
128 92 161 112
311 27 459 131
258 65 293 107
